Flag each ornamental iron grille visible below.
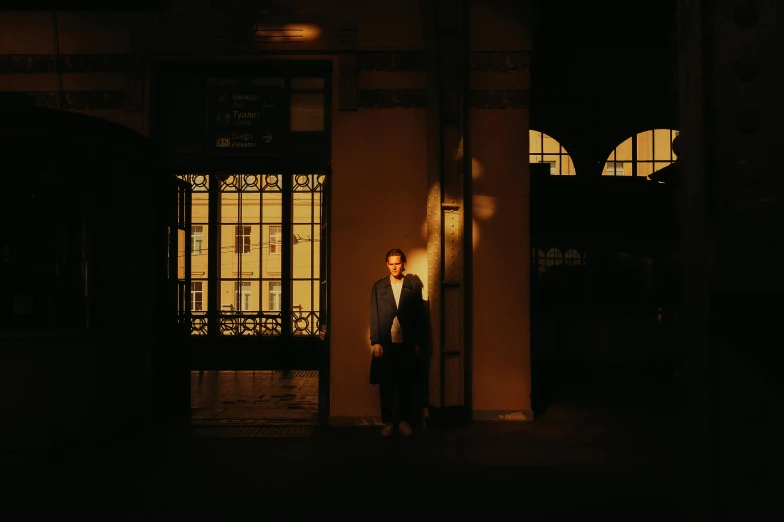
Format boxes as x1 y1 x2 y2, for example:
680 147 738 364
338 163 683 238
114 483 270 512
177 173 324 337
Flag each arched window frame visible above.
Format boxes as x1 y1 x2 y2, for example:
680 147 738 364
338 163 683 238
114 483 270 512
604 129 679 178
529 130 576 176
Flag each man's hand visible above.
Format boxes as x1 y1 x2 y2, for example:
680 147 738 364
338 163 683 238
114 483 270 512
372 344 383 357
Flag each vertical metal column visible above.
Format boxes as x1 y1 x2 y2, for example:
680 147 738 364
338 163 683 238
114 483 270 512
421 0 471 418
677 0 711 519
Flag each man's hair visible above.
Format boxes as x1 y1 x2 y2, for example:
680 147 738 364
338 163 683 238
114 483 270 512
385 248 407 264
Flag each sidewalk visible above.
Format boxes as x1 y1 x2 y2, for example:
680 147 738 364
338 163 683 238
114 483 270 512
9 386 683 521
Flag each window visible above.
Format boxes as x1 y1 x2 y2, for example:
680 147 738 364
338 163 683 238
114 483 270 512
604 129 679 178
176 172 324 337
191 282 203 311
269 225 282 255
605 161 625 176
235 225 251 254
564 249 583 266
545 248 563 267
268 281 282 311
235 281 252 311
529 130 576 175
192 225 204 254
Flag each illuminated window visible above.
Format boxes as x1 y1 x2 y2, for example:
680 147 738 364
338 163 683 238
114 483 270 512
191 282 203 311
604 129 679 177
234 281 252 311
235 225 251 254
529 130 576 176
268 281 282 311
192 225 204 255
269 225 282 255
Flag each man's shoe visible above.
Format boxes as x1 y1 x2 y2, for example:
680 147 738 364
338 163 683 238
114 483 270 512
398 421 413 437
381 423 394 437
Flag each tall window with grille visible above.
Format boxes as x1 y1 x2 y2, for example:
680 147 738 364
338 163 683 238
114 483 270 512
177 173 325 337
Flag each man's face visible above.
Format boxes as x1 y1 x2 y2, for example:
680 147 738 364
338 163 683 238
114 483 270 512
387 255 405 278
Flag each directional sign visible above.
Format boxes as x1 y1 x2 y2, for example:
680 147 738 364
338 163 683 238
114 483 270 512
207 86 284 157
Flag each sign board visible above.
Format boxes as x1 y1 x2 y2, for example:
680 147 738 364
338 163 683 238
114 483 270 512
207 87 284 157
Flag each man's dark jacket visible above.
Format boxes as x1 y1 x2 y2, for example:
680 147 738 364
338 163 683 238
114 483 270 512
369 274 425 384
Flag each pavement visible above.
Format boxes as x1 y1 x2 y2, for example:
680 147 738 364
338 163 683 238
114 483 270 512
6 364 684 521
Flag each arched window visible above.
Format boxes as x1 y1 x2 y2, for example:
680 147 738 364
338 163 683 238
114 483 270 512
564 249 583 266
545 248 563 267
529 130 576 176
603 129 679 177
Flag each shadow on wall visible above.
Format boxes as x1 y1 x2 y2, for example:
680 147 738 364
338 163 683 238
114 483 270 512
406 274 430 429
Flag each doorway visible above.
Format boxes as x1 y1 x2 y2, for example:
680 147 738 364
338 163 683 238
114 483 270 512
152 61 333 425
177 172 329 425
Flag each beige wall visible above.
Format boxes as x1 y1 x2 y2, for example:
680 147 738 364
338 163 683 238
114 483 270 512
469 0 532 417
330 103 428 420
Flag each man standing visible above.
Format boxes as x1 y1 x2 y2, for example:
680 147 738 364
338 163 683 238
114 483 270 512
369 248 425 436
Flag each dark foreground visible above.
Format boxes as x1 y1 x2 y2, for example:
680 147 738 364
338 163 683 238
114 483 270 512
7 364 683 521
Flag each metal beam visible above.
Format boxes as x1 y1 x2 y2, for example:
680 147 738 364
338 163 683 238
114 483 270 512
421 0 471 419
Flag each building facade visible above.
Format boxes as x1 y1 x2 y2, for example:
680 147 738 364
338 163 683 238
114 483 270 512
0 0 534 424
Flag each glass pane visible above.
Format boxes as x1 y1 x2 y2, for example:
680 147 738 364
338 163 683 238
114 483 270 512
636 131 653 161
293 224 314 279
192 193 209 222
291 77 325 90
313 224 321 279
262 193 283 223
542 154 561 175
191 280 208 311
242 192 261 223
653 129 675 161
638 162 653 177
219 280 260 312
293 192 314 223
263 224 284 263
191 225 208 278
528 130 542 154
221 193 240 223
220 224 260 279
292 280 313 313
615 137 633 161
262 280 282 312
177 228 186 280
563 155 576 175
542 133 561 154
291 93 325 131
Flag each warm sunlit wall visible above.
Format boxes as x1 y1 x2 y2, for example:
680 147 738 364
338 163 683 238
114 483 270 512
469 0 532 419
328 0 427 423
